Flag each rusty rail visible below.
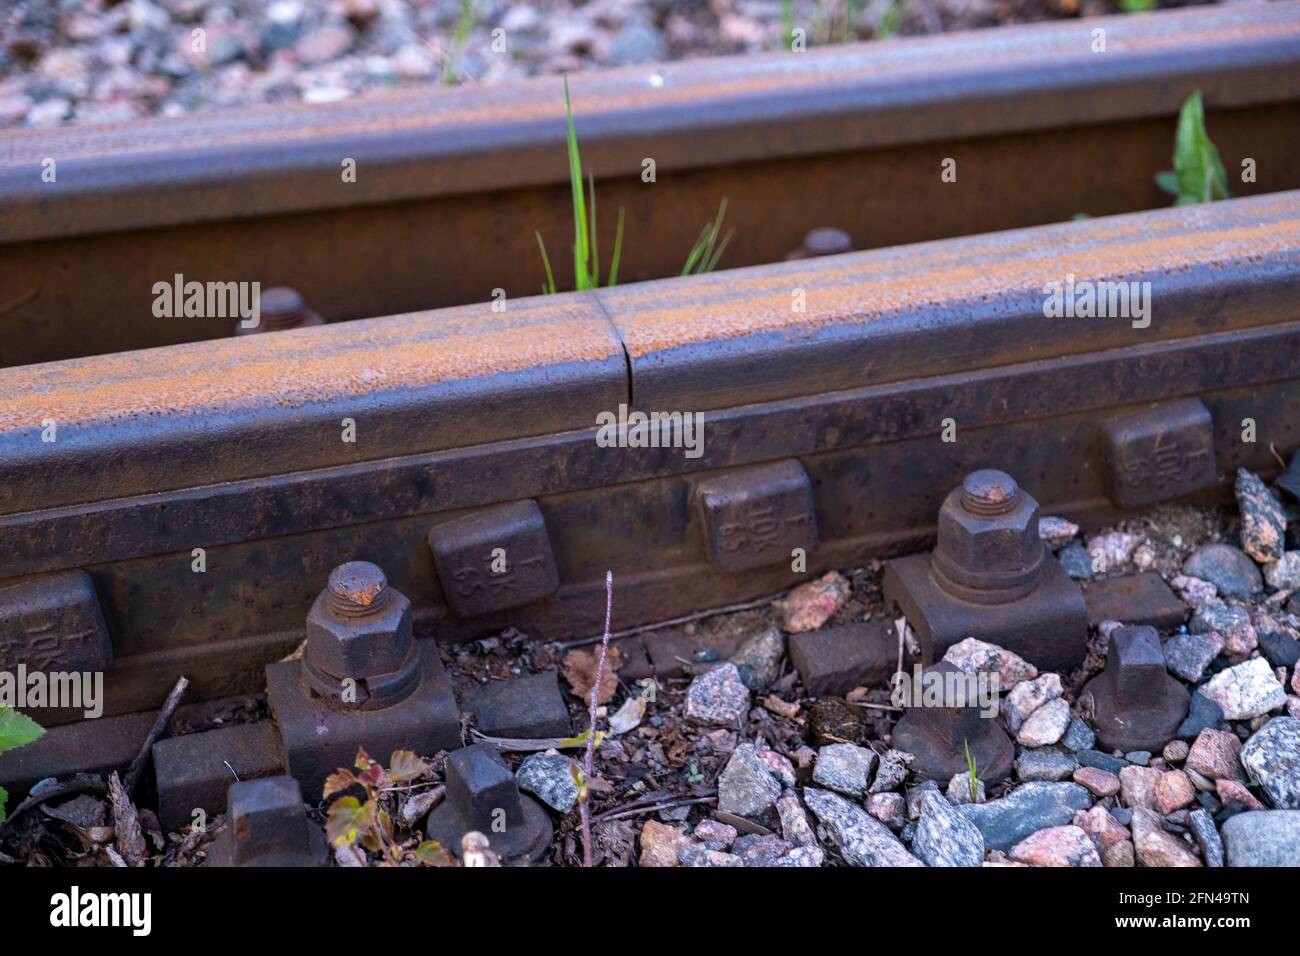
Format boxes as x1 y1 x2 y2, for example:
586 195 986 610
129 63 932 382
0 191 1297 734
2 2 1299 366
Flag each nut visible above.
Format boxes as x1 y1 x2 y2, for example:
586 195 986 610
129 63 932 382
304 561 414 682
932 470 1043 600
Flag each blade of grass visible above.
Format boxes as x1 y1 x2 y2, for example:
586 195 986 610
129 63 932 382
535 231 557 295
563 77 590 290
588 171 599 289
608 208 625 288
703 229 734 274
442 0 479 86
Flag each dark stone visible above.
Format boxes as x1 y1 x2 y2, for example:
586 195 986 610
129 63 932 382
1077 750 1127 774
468 670 571 739
1061 718 1096 752
1125 751 1152 765
1016 747 1079 782
788 620 896 697
1258 631 1300 670
957 782 1092 851
1177 692 1226 741
1183 543 1263 600
1188 807 1224 867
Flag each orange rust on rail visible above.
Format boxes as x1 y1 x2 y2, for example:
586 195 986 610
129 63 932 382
599 193 1300 359
0 296 622 433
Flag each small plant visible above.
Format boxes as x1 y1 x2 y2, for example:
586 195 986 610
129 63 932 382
963 737 979 803
442 0 480 86
1157 90 1231 206
324 747 451 866
536 78 626 294
782 0 797 49
876 0 904 40
570 570 614 867
0 706 44 825
1117 0 1157 12
681 199 733 276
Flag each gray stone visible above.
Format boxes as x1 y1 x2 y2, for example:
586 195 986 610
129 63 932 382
717 743 782 818
1017 747 1080 782
732 833 791 866
728 624 786 691
868 749 912 793
1241 717 1300 809
1016 697 1071 747
1183 544 1263 601
515 752 579 813
1188 808 1224 867
958 782 1093 851
1061 718 1096 753
1125 751 1152 766
811 743 877 797
1264 552 1300 590
1221 810 1300 866
678 845 744 867
1189 603 1256 655
1059 542 1093 579
1178 692 1226 741
1077 749 1127 774
685 663 750 725
607 20 667 65
803 788 924 866
914 791 984 867
773 845 825 867
1163 631 1225 684
1201 658 1287 720
946 773 985 805
1236 469 1286 563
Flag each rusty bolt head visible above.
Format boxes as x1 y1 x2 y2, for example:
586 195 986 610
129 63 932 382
305 561 413 681
932 469 1043 600
1083 625 1190 752
221 776 326 866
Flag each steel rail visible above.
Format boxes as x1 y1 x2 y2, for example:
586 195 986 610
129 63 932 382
0 192 1296 726
1 2 1299 366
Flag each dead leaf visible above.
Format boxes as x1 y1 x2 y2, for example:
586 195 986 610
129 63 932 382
107 772 146 866
562 646 622 705
762 695 800 719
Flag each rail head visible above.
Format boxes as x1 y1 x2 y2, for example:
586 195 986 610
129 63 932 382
1 2 1299 243
1 190 1297 517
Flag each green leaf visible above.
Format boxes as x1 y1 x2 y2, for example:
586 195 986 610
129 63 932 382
325 796 370 848
0 706 44 754
1171 90 1231 205
1154 170 1180 197
0 785 8 826
414 840 453 866
1117 0 1156 11
563 77 591 291
607 208 625 288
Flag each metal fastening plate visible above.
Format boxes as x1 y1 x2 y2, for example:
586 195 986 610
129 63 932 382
1101 398 1216 508
694 459 817 573
428 500 560 619
0 570 113 673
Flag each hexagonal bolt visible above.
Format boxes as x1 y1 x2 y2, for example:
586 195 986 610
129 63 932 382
425 743 552 864
785 227 853 260
234 286 326 336
302 561 420 710
931 468 1044 603
209 776 327 867
889 662 1013 783
1083 625 1189 752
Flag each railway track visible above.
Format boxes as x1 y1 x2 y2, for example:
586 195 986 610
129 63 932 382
1 2 1299 366
0 4 1298 862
